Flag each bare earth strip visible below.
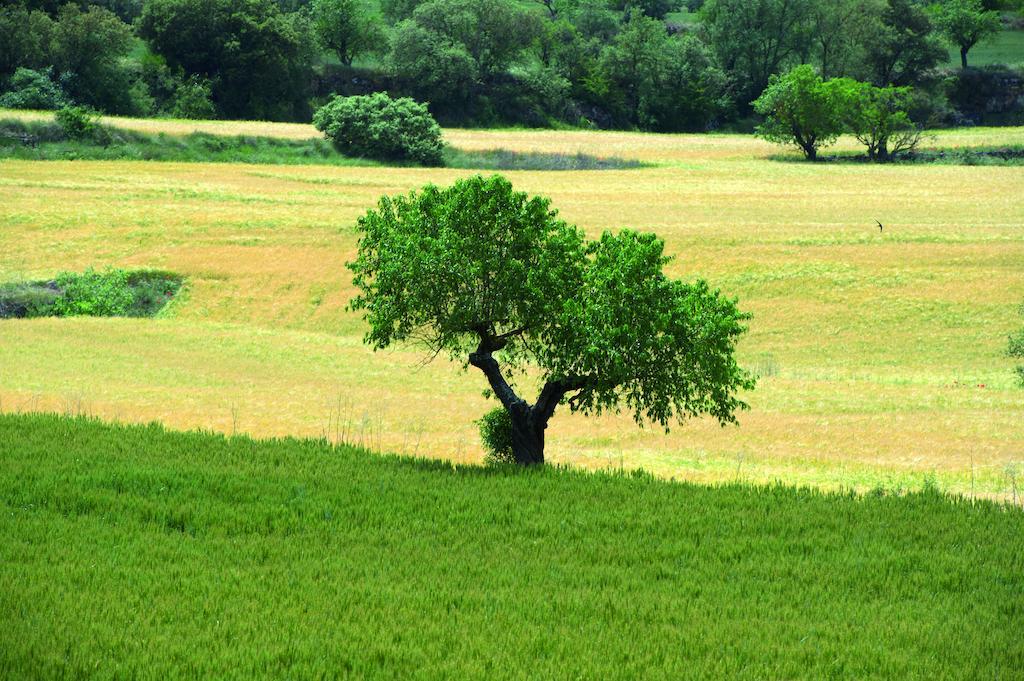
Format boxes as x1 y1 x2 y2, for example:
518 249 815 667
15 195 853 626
1 112 1022 497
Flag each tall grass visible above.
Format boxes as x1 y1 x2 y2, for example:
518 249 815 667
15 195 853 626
1 414 1021 679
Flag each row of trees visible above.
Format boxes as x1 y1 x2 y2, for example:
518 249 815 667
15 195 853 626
755 65 922 161
0 0 1020 126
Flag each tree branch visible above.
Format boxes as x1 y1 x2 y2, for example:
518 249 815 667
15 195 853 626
533 374 591 425
468 339 524 412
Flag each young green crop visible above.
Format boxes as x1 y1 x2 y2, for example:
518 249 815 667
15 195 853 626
1 413 1022 679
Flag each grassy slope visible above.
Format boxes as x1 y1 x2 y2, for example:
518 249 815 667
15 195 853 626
1 112 1023 498
1 414 1022 679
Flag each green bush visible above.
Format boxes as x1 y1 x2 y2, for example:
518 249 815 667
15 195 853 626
170 77 215 119
54 105 100 140
0 282 60 318
313 92 445 166
476 406 515 465
1009 303 1024 387
50 267 134 317
0 68 67 110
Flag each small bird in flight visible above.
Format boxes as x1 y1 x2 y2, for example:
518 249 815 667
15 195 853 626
876 220 883 232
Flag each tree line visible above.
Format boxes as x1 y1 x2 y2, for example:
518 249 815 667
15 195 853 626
0 0 1020 129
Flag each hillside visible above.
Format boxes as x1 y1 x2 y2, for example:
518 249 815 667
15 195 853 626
1 414 1021 678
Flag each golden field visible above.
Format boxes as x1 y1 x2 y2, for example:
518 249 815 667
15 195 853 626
1 111 1023 497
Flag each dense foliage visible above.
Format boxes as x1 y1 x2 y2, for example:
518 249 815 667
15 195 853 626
0 0 1020 127
139 0 315 120
313 92 444 164
1 413 1022 677
349 175 753 464
0 268 183 319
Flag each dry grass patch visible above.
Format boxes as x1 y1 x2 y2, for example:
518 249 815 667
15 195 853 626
1 123 1023 498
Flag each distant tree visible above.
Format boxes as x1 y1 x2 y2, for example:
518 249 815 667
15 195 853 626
929 0 1002 69
348 175 754 465
753 65 844 161
380 0 426 22
310 0 386 66
50 4 149 115
809 0 884 79
0 67 67 109
1007 304 1024 387
832 79 921 161
700 0 814 107
642 33 731 131
867 0 946 86
599 13 729 130
387 20 478 108
139 0 315 121
409 0 544 82
598 11 666 124
0 4 54 82
608 0 683 20
533 0 579 19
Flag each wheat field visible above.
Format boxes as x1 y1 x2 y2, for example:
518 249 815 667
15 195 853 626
1 111 1022 497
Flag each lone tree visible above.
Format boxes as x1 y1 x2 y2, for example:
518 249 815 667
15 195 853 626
930 0 1001 69
753 65 844 161
348 175 755 465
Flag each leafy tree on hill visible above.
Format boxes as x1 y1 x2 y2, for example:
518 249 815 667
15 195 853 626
809 0 885 79
408 0 544 83
867 0 946 86
387 20 478 110
700 0 814 107
380 0 427 22
599 13 730 130
310 0 386 67
609 0 683 20
753 65 844 161
929 0 1002 69
348 175 754 465
50 4 150 115
0 4 54 82
139 0 315 121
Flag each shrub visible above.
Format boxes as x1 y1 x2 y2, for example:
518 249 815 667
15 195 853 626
0 282 60 318
170 78 216 119
313 92 445 166
54 105 100 140
50 267 134 317
1009 304 1024 387
476 406 515 465
0 68 67 110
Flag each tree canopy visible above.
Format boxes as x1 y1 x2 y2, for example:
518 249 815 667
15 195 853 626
348 175 754 464
930 0 1002 69
754 65 845 161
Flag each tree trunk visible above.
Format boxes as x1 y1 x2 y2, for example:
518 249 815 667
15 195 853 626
961 46 969 70
508 404 546 466
469 341 589 467
877 138 890 163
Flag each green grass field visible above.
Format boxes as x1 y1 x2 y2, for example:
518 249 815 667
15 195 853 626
1 413 1021 679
